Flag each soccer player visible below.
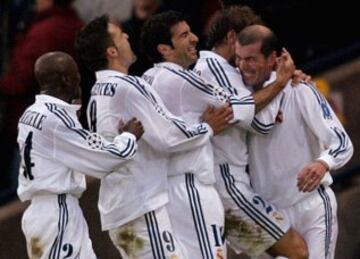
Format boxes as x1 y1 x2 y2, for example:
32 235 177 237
75 15 232 259
194 5 309 258
17 51 143 259
235 25 354 259
141 11 295 259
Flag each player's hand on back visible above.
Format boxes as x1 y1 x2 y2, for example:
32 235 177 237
119 118 144 140
291 69 312 86
201 104 233 135
275 48 295 87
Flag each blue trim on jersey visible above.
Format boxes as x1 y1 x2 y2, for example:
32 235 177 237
45 103 87 139
49 194 68 259
228 95 254 106
46 103 74 127
206 59 226 88
46 103 136 158
185 173 214 259
329 127 348 158
304 83 332 120
206 58 237 95
213 59 234 93
182 69 214 93
150 211 166 258
173 121 194 138
172 119 208 139
116 74 208 139
251 117 274 134
163 67 214 96
304 82 325 104
116 76 158 104
251 122 270 134
220 164 285 240
145 212 158 259
238 96 254 103
166 65 253 110
145 211 166 259
103 138 136 158
56 108 75 127
252 117 275 128
318 186 332 258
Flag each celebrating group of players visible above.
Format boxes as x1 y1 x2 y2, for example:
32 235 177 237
17 5 353 259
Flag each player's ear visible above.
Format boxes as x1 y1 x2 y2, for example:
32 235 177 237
157 44 172 59
61 74 72 88
106 46 118 59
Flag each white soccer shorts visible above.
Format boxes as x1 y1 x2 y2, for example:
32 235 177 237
281 185 338 259
167 173 226 259
21 194 97 259
216 163 290 257
109 205 185 259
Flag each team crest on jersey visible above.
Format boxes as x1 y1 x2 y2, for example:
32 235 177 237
86 133 103 150
321 103 332 120
272 211 285 222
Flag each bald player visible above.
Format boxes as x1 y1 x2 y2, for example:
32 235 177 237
235 25 354 259
17 51 143 259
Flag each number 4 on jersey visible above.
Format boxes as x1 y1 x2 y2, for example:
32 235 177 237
22 131 35 180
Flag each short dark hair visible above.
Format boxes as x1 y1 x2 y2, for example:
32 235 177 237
207 5 263 49
75 15 114 71
237 25 279 58
141 10 185 63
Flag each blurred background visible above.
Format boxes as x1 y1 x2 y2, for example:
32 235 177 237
0 0 359 258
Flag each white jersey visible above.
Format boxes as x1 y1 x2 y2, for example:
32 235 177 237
194 52 292 256
248 81 353 208
143 61 256 183
88 70 213 229
17 94 137 201
194 51 279 168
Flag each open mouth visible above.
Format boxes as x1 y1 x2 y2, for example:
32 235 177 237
189 46 197 55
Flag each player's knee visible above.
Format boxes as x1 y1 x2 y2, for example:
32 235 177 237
290 235 309 259
268 228 309 259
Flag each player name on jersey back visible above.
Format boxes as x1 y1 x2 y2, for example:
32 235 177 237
91 82 117 96
19 110 47 130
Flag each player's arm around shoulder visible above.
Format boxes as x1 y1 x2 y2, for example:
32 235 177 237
45 103 139 178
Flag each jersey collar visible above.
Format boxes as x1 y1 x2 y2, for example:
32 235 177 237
198 50 228 64
95 69 126 80
36 94 81 111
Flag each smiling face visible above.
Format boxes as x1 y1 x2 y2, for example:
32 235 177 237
169 21 199 68
235 40 275 89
